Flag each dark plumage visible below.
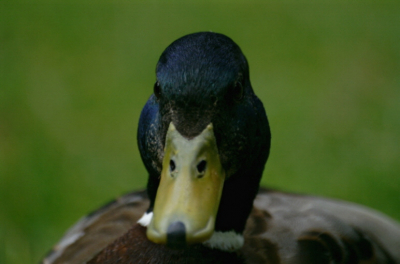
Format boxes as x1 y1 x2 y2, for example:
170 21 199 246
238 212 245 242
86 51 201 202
138 33 270 235
42 32 400 264
88 225 244 264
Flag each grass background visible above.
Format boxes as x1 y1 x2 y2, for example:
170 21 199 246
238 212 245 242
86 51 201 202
1 2 399 263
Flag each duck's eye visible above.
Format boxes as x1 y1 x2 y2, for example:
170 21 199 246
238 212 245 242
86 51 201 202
232 81 244 101
154 81 161 99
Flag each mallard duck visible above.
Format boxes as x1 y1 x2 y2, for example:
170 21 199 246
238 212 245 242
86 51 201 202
42 32 400 264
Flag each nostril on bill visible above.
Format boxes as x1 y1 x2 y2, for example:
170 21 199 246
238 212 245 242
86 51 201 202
196 160 207 176
170 159 176 172
166 221 186 249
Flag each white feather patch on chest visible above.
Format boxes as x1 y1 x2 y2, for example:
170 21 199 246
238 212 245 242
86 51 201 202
203 230 244 252
137 212 153 227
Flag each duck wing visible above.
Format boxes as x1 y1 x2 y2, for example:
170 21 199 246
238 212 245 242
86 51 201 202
242 188 400 263
42 190 149 264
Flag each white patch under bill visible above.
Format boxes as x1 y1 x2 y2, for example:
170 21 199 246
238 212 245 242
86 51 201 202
203 230 244 252
137 212 153 227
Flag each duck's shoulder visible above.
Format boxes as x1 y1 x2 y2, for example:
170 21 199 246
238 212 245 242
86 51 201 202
42 190 149 264
242 188 400 263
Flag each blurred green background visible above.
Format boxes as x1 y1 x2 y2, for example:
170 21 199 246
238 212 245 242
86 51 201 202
1 2 399 263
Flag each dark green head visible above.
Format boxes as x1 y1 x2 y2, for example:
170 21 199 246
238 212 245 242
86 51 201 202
156 32 250 112
138 32 271 238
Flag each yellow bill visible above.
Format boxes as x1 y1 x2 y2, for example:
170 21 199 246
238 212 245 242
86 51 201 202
147 122 225 247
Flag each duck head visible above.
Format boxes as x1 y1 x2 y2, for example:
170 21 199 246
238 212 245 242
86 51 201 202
137 32 271 250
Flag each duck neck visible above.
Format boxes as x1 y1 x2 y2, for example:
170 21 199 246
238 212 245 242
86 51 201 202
215 168 263 235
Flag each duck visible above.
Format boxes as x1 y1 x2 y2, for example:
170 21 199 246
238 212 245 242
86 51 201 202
42 32 400 264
